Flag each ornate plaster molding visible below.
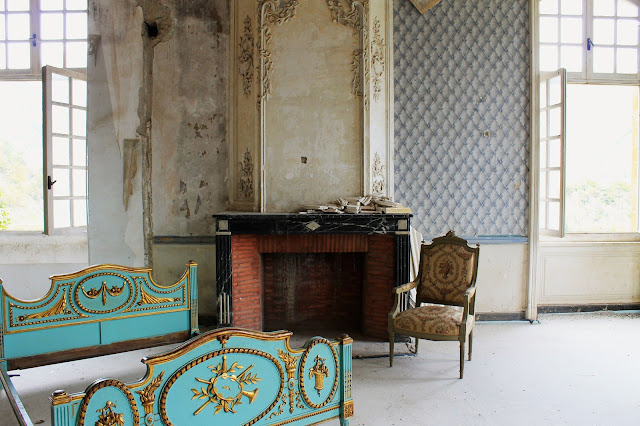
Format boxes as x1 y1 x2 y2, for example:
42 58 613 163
257 0 299 108
238 15 254 96
372 152 385 194
238 147 254 199
371 16 385 102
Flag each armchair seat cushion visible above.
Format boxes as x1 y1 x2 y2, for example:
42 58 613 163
393 305 471 336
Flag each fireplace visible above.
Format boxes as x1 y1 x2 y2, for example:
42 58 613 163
213 213 411 340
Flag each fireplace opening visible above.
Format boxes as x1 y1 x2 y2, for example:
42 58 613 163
262 252 364 335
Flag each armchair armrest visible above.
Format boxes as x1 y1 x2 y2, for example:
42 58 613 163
393 280 418 295
389 280 418 319
461 286 477 330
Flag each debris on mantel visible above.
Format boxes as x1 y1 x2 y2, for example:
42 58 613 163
301 195 411 215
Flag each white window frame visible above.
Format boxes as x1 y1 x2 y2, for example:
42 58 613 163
0 0 87 234
537 0 640 240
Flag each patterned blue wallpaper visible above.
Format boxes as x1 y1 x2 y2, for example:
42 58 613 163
394 0 530 239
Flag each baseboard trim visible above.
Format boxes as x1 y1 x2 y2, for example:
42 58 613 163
476 312 527 321
537 303 640 314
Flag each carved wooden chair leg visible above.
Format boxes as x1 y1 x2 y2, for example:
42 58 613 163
459 341 465 379
414 336 419 354
389 332 395 367
468 330 473 361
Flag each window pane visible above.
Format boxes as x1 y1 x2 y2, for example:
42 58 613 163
52 73 69 103
6 0 28 11
52 105 70 134
72 108 86 136
594 0 615 16
594 18 615 45
540 45 559 71
0 2 4 11
41 41 64 67
617 19 639 45
72 78 86 107
52 168 70 197
66 13 87 39
53 199 71 228
540 109 548 137
616 48 638 73
41 0 63 11
540 172 547 198
0 16 5 40
0 81 44 231
549 75 562 105
548 201 560 230
593 46 615 72
540 0 558 15
565 84 639 233
548 171 561 198
561 17 583 43
7 13 29 40
66 0 88 10
7 42 29 69
540 17 559 43
540 139 548 168
52 137 70 165
540 80 548 108
0 44 5 69
72 169 86 197
41 13 64 40
618 0 639 18
65 41 86 68
549 139 561 167
561 45 583 72
72 138 86 166
73 199 86 226
549 106 561 136
560 0 582 15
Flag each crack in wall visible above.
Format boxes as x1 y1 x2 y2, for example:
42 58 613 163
135 0 174 267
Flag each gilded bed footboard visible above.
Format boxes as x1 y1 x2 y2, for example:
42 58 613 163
50 328 354 426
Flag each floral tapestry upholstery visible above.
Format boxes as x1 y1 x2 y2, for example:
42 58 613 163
393 304 471 335
418 244 475 305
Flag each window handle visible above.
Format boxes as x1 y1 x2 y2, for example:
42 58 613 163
29 33 37 47
587 37 595 51
47 176 57 190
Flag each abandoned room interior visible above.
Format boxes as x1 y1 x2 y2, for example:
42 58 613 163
0 0 639 424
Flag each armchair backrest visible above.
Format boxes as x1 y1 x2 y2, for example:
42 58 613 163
416 231 479 306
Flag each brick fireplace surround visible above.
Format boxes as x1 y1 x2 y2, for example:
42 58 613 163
213 213 411 340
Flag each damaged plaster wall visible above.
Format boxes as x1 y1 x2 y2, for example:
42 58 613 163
89 0 229 316
88 0 145 266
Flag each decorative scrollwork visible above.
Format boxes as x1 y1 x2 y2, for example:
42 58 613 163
17 289 71 322
351 49 363 98
96 400 125 426
77 379 140 426
82 281 125 306
309 355 330 396
371 16 385 102
136 371 164 420
239 15 254 96
326 0 363 35
137 288 180 306
372 152 386 194
257 0 299 108
344 400 354 418
238 147 254 199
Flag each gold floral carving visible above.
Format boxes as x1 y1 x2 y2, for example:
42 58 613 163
136 371 164 425
77 379 140 426
257 0 299 108
217 333 230 348
17 289 71 322
372 152 386 194
371 16 385 102
137 287 180 306
299 338 339 409
278 348 300 413
96 401 125 426
82 281 125 306
239 15 254 96
192 355 261 415
344 400 354 418
238 147 254 199
309 355 330 396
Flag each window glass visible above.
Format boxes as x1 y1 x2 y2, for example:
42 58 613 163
565 84 639 233
7 42 29 69
41 13 64 40
618 0 639 18
41 41 64 67
41 0 64 11
6 0 28 12
594 0 615 16
65 41 87 68
7 13 29 39
560 0 583 15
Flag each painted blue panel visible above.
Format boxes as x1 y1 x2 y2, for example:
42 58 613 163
4 323 100 359
100 311 189 345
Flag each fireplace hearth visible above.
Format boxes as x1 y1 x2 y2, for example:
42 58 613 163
213 213 411 340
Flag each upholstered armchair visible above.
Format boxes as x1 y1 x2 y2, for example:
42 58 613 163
388 231 479 378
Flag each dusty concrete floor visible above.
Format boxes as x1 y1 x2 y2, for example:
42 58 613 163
1 311 639 425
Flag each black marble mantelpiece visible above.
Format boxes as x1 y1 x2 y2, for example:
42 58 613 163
213 212 412 328
213 212 411 235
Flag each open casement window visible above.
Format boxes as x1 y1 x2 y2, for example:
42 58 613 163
539 68 567 237
43 65 87 234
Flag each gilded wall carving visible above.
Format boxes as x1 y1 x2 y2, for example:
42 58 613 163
238 15 254 96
